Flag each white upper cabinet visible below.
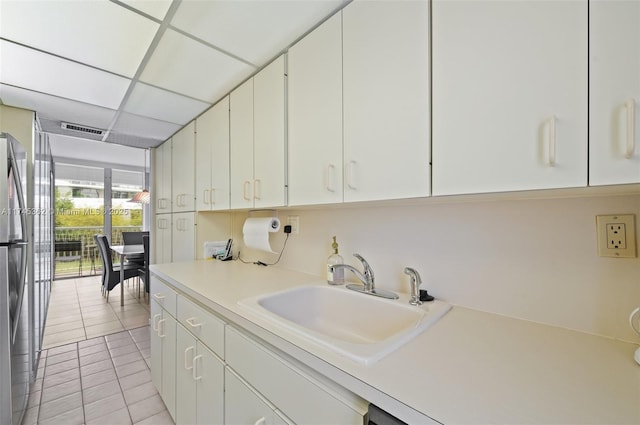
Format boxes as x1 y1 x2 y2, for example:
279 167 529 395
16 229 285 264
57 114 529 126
254 55 286 209
172 121 196 211
432 0 588 195
196 96 230 211
172 211 195 262
230 78 254 209
230 55 286 209
153 140 172 213
589 0 640 185
343 0 430 202
288 12 343 206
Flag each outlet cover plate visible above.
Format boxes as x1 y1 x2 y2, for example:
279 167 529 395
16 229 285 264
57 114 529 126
596 214 636 258
287 216 300 234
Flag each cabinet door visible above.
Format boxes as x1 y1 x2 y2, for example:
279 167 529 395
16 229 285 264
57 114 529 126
172 212 195 262
195 343 224 425
254 55 286 208
176 325 197 425
211 97 231 210
225 367 275 425
230 79 255 209
154 141 172 213
172 121 196 212
196 97 231 211
154 215 171 264
432 0 587 195
160 311 177 421
288 13 343 206
195 112 213 212
589 0 640 185
343 0 430 202
150 299 162 395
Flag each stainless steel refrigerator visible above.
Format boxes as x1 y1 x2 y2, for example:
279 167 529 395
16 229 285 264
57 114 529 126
0 133 30 425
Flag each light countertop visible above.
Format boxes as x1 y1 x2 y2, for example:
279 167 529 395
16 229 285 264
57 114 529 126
150 260 640 424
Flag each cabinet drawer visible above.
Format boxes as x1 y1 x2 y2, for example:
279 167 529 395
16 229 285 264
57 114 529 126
226 327 366 425
225 367 276 425
177 296 225 358
150 275 177 317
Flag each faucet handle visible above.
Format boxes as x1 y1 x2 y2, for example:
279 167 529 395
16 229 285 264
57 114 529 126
353 253 374 283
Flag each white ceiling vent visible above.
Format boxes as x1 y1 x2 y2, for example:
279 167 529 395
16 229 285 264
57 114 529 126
61 122 105 136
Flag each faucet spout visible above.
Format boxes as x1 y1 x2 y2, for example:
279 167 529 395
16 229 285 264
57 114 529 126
330 264 370 291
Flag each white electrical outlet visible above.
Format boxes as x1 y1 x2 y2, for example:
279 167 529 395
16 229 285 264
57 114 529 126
287 216 300 234
596 214 636 258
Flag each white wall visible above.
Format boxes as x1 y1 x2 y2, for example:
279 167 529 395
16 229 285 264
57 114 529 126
206 190 640 343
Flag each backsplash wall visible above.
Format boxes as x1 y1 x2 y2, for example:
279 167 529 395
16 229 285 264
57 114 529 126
215 192 640 342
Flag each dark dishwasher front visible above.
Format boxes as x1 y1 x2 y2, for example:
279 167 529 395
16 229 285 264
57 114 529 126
368 404 408 425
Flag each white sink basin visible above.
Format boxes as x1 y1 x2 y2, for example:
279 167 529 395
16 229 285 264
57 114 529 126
239 285 451 365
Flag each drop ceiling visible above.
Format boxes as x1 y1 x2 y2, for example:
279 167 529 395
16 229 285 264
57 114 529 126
0 0 349 149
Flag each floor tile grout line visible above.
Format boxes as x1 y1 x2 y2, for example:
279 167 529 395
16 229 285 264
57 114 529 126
74 279 89 342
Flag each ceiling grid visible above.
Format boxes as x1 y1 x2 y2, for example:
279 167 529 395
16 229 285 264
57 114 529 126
0 0 349 149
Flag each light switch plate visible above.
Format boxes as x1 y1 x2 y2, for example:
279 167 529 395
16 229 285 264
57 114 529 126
596 214 636 258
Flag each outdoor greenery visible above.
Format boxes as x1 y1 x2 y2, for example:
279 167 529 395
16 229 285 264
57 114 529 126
54 188 143 278
55 188 142 227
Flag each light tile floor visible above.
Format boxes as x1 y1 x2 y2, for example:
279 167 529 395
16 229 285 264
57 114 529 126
43 276 151 348
28 276 174 424
23 327 174 425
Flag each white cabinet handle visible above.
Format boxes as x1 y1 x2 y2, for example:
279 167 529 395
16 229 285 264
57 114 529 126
158 319 166 338
253 179 261 200
186 317 202 328
254 417 266 425
547 116 556 166
153 293 165 302
346 160 357 190
152 313 161 332
630 307 640 336
325 164 336 192
626 98 636 159
184 346 194 370
192 354 203 380
243 180 251 201
210 188 216 205
203 189 210 205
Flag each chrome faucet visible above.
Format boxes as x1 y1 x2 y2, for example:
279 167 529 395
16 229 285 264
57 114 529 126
404 267 422 306
331 254 398 300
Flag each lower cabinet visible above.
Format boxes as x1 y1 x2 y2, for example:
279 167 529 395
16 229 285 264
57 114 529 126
225 367 284 425
225 327 367 425
176 324 224 424
151 275 368 425
150 298 177 421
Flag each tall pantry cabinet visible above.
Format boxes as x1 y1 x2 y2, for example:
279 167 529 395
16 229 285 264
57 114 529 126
432 0 588 195
153 124 196 264
589 0 640 185
153 140 172 264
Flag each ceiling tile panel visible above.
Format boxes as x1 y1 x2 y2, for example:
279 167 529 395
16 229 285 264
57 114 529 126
0 0 159 77
0 40 131 109
119 0 172 20
139 28 255 103
0 84 116 129
123 82 210 125
112 112 180 141
171 0 347 65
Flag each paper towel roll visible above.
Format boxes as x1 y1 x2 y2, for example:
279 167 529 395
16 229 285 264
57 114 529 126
243 217 281 253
